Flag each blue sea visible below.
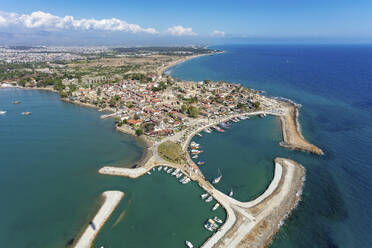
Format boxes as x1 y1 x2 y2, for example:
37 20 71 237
1 45 372 248
170 44 372 247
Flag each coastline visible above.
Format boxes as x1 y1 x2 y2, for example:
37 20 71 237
4 51 319 248
279 102 323 155
158 51 224 76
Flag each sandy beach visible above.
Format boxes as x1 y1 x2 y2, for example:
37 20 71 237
74 191 124 248
157 51 223 76
280 103 323 155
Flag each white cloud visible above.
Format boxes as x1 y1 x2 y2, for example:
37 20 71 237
166 25 197 36
0 11 158 34
212 30 225 37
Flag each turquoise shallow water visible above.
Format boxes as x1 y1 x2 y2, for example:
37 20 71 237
170 44 372 247
191 116 281 202
0 88 227 248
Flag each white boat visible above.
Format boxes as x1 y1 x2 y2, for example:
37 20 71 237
212 203 220 211
158 166 162 171
204 219 217 231
176 173 183 178
229 188 233 197
164 166 168 171
172 169 180 176
213 216 223 224
201 193 209 199
179 177 186 183
203 128 212 133
152 168 155 171
192 155 198 159
21 111 31 115
185 240 194 248
190 149 202 154
197 133 202 137
212 169 222 184
182 178 190 184
204 223 214 232
167 168 173 174
205 196 213 202
146 171 151 175
0 110 6 115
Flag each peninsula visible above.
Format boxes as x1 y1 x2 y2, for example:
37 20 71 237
0 46 322 247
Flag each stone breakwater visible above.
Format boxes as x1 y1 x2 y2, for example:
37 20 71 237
74 191 124 248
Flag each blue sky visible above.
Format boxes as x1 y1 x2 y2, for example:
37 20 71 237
1 0 372 45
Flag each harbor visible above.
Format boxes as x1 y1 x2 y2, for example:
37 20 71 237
98 106 310 247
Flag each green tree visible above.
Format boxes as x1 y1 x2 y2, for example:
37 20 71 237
109 96 117 107
237 103 245 109
253 101 260 109
135 129 143 136
188 106 199 118
181 104 187 113
59 90 68 98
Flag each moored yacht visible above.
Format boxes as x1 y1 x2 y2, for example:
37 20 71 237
204 219 218 231
213 216 223 224
158 166 162 171
212 203 220 211
229 188 233 197
205 196 213 202
185 240 194 248
201 193 209 199
203 128 212 133
172 169 180 176
212 169 222 184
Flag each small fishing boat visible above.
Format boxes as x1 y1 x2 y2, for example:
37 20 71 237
192 155 198 159
204 219 218 231
212 203 220 211
182 177 191 184
196 133 202 137
205 196 213 202
190 149 202 155
0 110 6 115
201 193 209 199
21 112 31 115
172 169 180 176
13 101 20 104
185 240 194 248
197 161 205 165
152 168 155 171
146 171 151 175
203 128 212 133
179 177 187 183
212 169 222 184
167 168 173 174
213 216 223 224
176 173 183 178
229 188 233 197
158 166 162 171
